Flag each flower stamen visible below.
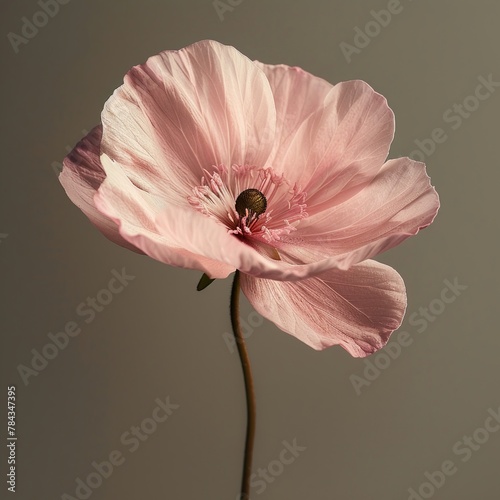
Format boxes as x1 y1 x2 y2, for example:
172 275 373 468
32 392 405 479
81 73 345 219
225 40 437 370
188 165 308 243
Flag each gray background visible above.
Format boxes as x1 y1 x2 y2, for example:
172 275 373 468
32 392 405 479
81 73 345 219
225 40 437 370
1 1 498 499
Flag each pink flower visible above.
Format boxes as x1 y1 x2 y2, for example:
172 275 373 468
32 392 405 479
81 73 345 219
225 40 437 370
60 40 439 357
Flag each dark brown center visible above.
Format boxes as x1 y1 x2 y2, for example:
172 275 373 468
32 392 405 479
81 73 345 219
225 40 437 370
235 189 267 218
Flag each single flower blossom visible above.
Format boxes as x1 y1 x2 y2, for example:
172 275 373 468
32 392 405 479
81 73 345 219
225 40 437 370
60 40 439 357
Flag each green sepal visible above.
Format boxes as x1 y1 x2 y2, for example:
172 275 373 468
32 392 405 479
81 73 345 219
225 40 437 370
197 273 216 291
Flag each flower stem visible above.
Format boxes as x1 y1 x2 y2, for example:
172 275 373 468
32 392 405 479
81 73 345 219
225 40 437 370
230 270 256 499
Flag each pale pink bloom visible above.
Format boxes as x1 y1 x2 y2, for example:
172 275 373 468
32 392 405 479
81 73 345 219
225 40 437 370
60 40 439 357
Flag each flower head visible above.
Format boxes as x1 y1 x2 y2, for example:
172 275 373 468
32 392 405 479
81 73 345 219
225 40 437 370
60 40 439 357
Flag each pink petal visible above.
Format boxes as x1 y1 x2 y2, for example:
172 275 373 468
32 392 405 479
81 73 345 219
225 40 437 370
94 154 236 279
253 62 334 174
272 79 395 214
59 126 141 252
280 157 440 269
100 40 276 204
241 260 407 357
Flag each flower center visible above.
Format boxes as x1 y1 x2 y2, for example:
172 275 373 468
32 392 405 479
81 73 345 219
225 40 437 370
235 189 267 219
188 164 308 243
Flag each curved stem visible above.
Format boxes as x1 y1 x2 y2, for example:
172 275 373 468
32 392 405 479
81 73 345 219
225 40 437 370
230 270 256 500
